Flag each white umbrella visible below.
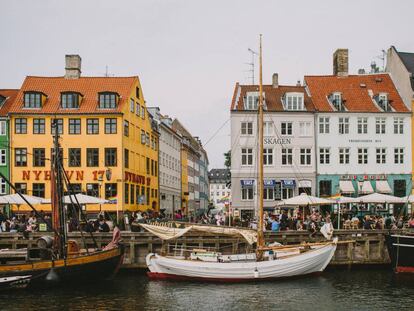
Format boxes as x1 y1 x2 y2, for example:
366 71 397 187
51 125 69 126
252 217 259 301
332 196 360 204
275 193 334 206
357 193 406 204
43 193 108 204
0 193 45 205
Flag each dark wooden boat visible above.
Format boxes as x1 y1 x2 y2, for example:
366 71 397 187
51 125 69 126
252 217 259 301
0 275 31 291
385 233 414 273
0 119 124 287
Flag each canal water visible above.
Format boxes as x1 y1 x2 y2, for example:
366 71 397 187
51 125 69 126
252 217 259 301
1 268 413 311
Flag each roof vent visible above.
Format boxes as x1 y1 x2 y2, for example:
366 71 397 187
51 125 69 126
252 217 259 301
360 83 367 88
358 69 366 75
296 80 301 86
375 77 383 83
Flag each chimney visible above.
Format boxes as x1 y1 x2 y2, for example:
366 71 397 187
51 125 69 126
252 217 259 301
272 73 279 88
296 80 301 87
333 49 348 76
65 55 82 79
358 68 366 75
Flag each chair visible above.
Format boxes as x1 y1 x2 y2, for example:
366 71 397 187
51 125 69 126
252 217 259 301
343 219 351 230
351 220 359 230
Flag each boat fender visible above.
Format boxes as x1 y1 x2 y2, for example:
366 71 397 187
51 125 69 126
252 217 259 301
45 268 59 282
254 267 259 278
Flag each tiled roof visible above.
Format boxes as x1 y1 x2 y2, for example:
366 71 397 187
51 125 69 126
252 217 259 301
8 76 137 114
208 168 230 182
0 89 18 117
231 84 314 111
304 73 409 112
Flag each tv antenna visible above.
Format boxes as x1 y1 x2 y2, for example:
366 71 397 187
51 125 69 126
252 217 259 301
103 65 114 77
246 48 258 84
376 49 386 72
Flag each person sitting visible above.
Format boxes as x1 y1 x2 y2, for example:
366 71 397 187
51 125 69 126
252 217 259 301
98 219 110 232
271 216 280 232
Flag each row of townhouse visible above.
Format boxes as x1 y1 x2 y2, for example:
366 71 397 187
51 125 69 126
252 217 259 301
0 55 209 217
230 48 413 218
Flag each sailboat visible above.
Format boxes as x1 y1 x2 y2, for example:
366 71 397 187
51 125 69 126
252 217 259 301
144 36 337 281
0 120 124 287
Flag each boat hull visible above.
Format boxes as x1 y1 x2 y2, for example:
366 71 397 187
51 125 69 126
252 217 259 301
146 241 337 282
0 246 124 286
385 234 414 273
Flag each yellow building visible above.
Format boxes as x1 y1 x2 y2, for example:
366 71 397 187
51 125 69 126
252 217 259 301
181 145 189 213
9 55 158 215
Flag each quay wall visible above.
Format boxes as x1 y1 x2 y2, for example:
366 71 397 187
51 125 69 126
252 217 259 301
0 229 401 268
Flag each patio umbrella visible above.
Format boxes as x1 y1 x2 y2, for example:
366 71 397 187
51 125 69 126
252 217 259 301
0 193 45 205
43 193 109 204
330 196 360 229
357 193 405 204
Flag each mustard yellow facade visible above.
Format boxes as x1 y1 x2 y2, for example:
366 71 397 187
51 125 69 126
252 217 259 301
181 146 189 213
10 76 159 214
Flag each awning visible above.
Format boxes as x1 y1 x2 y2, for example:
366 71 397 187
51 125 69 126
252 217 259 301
298 180 312 188
282 179 296 188
339 180 355 194
240 180 254 187
359 181 374 194
375 180 392 194
263 180 276 187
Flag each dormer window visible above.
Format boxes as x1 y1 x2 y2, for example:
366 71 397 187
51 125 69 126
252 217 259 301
377 93 391 111
24 92 43 108
330 92 345 111
244 92 259 110
61 92 81 109
0 95 5 106
98 92 118 109
284 92 304 111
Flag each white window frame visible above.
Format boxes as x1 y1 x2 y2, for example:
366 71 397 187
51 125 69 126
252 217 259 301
263 121 272 136
339 147 350 164
241 187 254 201
0 149 6 166
263 187 274 200
284 92 304 111
241 148 253 166
375 117 386 134
263 148 273 166
357 117 368 134
281 148 293 165
394 117 404 134
281 122 292 136
319 117 330 134
299 121 311 137
319 148 330 164
358 148 368 164
376 148 386 164
241 122 253 135
245 92 259 110
338 117 349 134
0 178 5 194
0 121 6 136
300 148 311 166
394 148 404 164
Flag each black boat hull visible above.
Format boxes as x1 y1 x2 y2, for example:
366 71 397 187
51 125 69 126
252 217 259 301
385 234 414 273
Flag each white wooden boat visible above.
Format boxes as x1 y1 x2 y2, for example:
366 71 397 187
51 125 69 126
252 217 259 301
146 238 337 281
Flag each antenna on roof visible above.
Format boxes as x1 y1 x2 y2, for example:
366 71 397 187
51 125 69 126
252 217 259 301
103 65 114 77
375 49 386 72
246 48 258 84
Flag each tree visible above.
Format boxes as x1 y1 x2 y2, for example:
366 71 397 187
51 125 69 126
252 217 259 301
224 150 231 169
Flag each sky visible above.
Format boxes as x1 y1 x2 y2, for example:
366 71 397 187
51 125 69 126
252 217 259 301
1 0 413 168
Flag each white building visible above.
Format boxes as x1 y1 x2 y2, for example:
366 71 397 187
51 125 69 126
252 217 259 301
305 49 412 202
208 168 231 208
230 75 316 218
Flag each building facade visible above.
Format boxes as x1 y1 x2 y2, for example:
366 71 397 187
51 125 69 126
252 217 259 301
208 168 231 208
230 75 316 218
305 49 412 201
148 107 182 217
8 55 159 214
198 145 209 211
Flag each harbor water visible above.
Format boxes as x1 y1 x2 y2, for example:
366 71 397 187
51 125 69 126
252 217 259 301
1 268 413 311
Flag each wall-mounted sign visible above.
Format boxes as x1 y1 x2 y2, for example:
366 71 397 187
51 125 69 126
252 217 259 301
263 180 277 187
264 137 292 145
340 174 387 180
281 179 296 188
349 139 382 143
240 180 255 187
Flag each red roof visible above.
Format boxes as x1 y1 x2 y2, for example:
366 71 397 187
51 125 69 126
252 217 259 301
8 76 137 114
231 84 314 111
304 74 409 112
0 89 18 117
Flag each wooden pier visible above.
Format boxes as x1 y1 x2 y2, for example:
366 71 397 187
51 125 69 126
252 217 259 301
0 229 401 268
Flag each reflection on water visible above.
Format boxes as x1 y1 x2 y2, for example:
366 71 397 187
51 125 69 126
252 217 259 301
1 269 413 311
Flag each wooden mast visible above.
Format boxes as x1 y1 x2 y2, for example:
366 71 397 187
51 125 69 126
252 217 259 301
257 34 265 253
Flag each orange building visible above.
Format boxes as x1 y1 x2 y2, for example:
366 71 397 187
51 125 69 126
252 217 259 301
8 55 159 216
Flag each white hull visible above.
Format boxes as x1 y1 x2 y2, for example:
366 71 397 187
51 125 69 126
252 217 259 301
146 239 337 281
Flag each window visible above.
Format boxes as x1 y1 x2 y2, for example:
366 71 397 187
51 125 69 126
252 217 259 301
33 118 45 134
319 117 330 134
377 93 390 111
105 148 117 166
86 183 99 197
331 92 343 111
124 149 129 168
357 117 368 134
23 92 42 108
145 132 150 146
338 117 349 134
319 180 332 197
339 148 350 164
282 148 293 165
125 183 129 204
264 187 274 200
15 148 27 166
300 148 311 165
0 149 6 166
358 148 368 164
319 148 330 164
130 184 135 204
146 157 150 174
32 183 45 198
299 122 311 136
105 183 117 199
15 118 27 134
87 148 99 167
245 92 259 110
69 148 81 167
67 183 82 194
33 148 45 167
394 148 404 164
51 119 63 135
69 118 81 134
284 93 304 111
61 92 80 109
241 148 253 166
151 159 155 175
0 121 6 136
0 178 6 195
15 183 27 194
141 106 145 119
263 122 272 136
141 130 146 144
263 148 273 165
99 93 117 109
376 117 386 134
241 187 254 200
87 119 99 134
130 98 135 113
281 122 292 135
136 103 140 116
241 122 253 135
123 120 129 137
375 148 386 164
394 117 404 134
282 187 294 199
104 118 117 134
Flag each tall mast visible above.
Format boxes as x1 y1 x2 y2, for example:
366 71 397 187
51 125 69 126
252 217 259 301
257 34 265 251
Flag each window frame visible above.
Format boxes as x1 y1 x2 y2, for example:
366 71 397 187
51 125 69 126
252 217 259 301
69 118 81 135
87 118 99 135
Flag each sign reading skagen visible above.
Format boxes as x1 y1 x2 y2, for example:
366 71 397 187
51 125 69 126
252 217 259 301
264 137 292 145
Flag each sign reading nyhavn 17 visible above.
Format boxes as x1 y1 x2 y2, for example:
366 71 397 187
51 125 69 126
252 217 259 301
264 137 292 145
